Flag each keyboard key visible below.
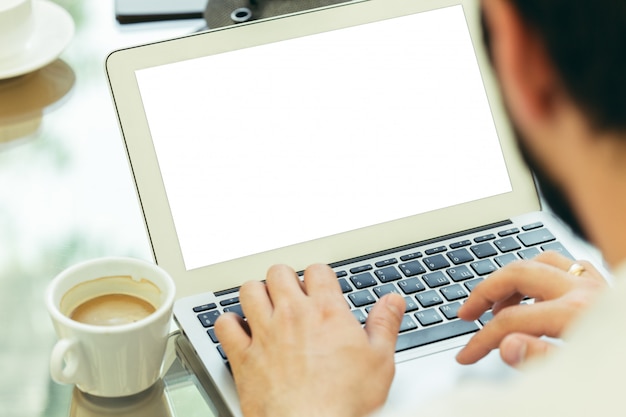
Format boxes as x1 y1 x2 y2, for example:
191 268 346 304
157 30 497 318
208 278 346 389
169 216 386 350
399 260 427 277
207 328 219 343
470 242 498 259
348 290 376 307
440 284 468 301
471 259 497 276
375 258 398 268
450 239 471 249
217 345 228 360
351 309 367 324
474 233 496 243
495 253 518 267
193 303 217 313
223 304 245 318
400 252 422 261
415 308 443 326
439 302 463 320
374 283 401 298
518 228 555 247
522 222 543 231
423 271 450 288
400 315 418 332
447 248 474 265
338 278 353 293
425 246 447 255
464 278 484 292
518 247 541 259
478 310 494 326
198 310 221 328
446 265 475 282
398 278 426 294
494 237 521 253
375 266 403 283
350 265 373 274
219 297 240 307
350 272 377 289
336 271 348 278
542 242 574 259
416 290 443 308
498 227 519 237
395 320 479 352
404 296 420 312
423 254 450 271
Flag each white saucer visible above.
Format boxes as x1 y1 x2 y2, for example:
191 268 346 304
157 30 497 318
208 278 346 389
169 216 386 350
0 1 74 80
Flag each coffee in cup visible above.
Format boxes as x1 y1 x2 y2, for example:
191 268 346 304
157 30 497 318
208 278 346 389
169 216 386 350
59 274 162 327
70 292 156 327
46 258 176 398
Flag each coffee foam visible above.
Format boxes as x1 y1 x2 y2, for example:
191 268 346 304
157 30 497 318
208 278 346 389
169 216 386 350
70 294 156 326
60 275 162 319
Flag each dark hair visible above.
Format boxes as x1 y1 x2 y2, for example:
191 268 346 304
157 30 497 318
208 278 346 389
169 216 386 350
486 1 626 133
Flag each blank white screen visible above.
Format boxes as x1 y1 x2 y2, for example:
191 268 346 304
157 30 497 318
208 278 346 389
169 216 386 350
136 5 512 271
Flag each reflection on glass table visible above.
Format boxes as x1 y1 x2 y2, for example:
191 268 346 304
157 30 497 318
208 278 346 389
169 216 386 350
0 59 75 146
67 334 217 417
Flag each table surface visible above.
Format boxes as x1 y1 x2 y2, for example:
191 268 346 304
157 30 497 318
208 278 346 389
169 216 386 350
0 1 219 416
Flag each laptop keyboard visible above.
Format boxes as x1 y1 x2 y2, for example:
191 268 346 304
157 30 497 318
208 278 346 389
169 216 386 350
190 221 572 362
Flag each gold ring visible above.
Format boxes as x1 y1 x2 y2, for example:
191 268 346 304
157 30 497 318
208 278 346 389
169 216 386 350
567 263 586 276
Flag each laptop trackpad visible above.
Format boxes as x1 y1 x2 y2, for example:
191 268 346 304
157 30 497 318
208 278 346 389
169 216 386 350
386 348 516 411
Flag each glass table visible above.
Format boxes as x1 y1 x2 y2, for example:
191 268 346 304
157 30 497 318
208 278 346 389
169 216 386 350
67 333 218 417
0 1 218 416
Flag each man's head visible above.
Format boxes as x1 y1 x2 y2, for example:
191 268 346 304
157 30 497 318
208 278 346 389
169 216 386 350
491 1 626 132
480 0 626 263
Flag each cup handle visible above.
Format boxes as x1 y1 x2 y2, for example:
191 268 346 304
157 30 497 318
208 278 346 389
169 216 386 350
50 339 89 386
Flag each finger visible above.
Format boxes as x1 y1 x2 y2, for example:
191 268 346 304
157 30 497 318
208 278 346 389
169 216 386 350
214 312 252 362
239 280 273 329
499 333 557 367
458 260 572 321
572 260 606 283
492 293 526 315
532 251 605 283
532 250 577 270
265 264 306 306
456 300 569 364
364 293 405 353
302 264 345 308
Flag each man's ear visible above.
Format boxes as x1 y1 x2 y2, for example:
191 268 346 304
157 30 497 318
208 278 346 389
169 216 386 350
481 0 559 129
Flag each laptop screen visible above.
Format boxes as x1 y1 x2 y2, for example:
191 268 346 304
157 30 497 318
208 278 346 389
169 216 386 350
134 5 512 272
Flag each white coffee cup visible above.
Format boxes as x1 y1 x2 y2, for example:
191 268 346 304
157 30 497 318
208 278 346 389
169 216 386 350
46 257 176 398
0 0 35 60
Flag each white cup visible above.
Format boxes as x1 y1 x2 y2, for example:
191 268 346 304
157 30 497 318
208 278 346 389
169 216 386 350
0 0 35 60
46 257 176 398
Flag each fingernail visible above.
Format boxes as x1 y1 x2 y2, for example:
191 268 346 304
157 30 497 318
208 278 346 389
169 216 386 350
503 337 527 366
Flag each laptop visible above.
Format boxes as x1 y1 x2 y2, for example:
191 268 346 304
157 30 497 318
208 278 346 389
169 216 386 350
106 0 604 415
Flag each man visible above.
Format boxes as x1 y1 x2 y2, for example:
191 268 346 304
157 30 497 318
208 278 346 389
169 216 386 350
215 0 626 415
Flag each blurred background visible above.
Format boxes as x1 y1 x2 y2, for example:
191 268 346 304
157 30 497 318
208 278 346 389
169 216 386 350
0 1 209 415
